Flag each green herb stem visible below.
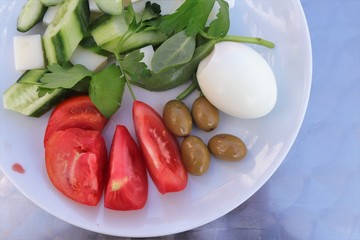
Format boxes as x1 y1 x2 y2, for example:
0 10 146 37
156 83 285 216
220 35 275 48
176 80 198 100
114 52 137 101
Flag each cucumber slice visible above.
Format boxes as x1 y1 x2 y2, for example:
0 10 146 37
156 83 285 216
80 36 112 56
102 30 167 53
94 0 123 15
3 70 68 117
41 0 64 7
17 0 47 32
43 0 90 64
91 14 128 47
91 14 167 53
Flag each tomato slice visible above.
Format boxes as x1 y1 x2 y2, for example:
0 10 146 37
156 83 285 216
45 128 107 206
44 95 107 144
104 125 148 210
132 100 187 194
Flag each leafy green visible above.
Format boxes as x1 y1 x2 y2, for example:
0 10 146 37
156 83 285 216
40 64 93 89
89 64 125 118
119 49 151 83
207 0 230 38
141 1 161 22
114 2 162 54
37 87 57 98
159 0 216 36
151 30 196 73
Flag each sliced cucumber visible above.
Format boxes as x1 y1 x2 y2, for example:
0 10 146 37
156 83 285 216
91 14 167 53
17 0 47 32
94 0 123 15
41 0 64 7
43 0 90 64
103 30 167 53
17 69 47 84
3 70 68 117
91 14 128 47
80 36 112 56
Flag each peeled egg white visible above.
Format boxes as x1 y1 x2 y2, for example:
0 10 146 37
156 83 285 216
196 42 277 119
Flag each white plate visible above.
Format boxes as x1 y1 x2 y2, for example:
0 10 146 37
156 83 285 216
0 0 312 237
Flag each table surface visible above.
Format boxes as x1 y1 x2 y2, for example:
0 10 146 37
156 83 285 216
1 0 360 239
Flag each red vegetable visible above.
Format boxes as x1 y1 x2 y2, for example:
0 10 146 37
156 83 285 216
44 95 107 144
45 128 107 206
132 100 187 194
104 125 148 210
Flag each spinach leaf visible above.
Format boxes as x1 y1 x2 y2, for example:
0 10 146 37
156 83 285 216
89 64 125 118
151 30 196 73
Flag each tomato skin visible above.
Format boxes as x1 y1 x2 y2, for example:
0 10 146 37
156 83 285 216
104 125 148 210
132 100 188 194
45 128 107 206
44 95 107 145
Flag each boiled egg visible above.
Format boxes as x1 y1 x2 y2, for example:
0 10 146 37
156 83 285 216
196 41 277 119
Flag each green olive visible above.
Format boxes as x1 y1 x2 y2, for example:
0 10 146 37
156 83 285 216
181 135 210 176
191 96 219 132
208 134 247 161
163 100 192 137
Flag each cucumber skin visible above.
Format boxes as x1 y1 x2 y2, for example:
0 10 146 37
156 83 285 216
41 0 64 7
3 70 69 117
80 37 112 56
94 0 123 16
43 0 90 64
17 0 47 32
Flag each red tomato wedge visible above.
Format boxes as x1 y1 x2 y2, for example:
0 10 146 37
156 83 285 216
104 125 148 210
44 95 107 144
132 100 187 194
45 128 107 206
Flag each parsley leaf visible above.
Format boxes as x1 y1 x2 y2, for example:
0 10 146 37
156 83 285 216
159 0 216 36
89 64 125 118
119 50 151 83
127 1 161 33
40 64 93 89
207 0 230 38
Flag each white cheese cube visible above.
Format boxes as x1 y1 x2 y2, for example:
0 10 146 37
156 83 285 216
70 46 108 72
42 6 60 25
13 35 45 71
139 45 155 70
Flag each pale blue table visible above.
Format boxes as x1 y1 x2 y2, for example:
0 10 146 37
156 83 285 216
1 0 359 239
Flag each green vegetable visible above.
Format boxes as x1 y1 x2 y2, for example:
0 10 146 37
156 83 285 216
113 1 164 53
207 0 230 38
151 30 196 73
40 0 64 6
42 0 90 64
3 69 68 117
17 0 47 32
38 63 126 118
119 50 151 84
40 64 93 89
94 0 123 16
89 64 125 118
159 0 216 36
130 40 216 91
90 3 166 54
